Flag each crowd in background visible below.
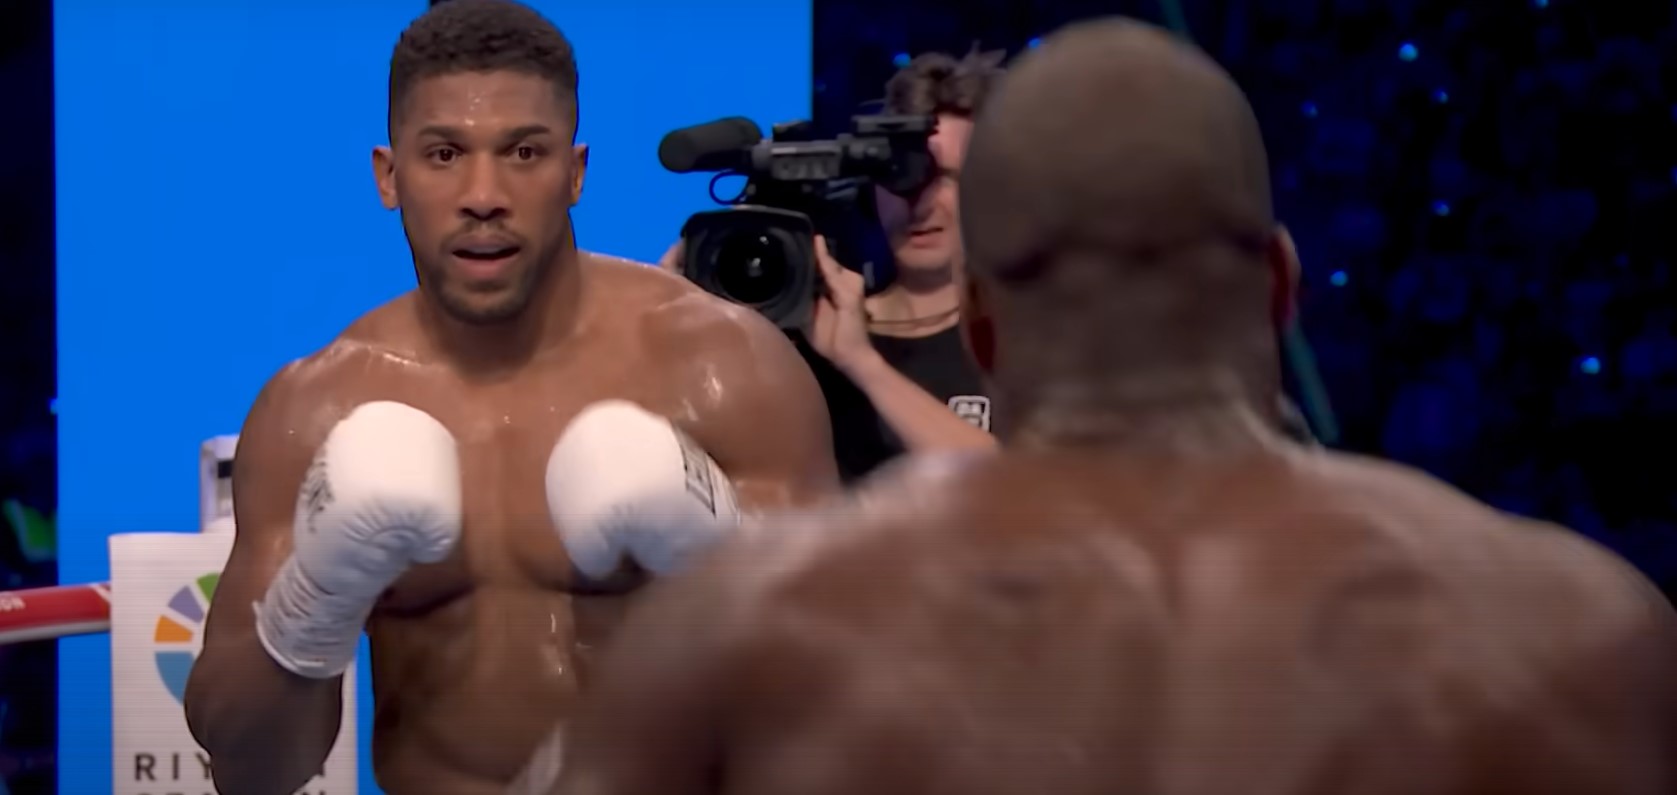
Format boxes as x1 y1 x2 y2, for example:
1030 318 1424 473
1 0 1673 791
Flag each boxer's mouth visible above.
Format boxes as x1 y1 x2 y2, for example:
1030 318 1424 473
449 242 521 280
908 226 943 242
453 245 521 261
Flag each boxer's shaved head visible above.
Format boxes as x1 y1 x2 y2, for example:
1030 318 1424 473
388 0 580 137
959 18 1289 441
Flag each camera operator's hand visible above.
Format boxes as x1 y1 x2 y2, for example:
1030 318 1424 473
657 240 685 275
807 236 997 454
807 235 876 372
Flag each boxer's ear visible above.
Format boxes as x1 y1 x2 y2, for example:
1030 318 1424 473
1268 224 1301 330
959 276 997 375
569 144 589 206
372 146 398 210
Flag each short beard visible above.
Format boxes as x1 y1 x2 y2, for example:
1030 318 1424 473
435 281 532 325
414 251 549 326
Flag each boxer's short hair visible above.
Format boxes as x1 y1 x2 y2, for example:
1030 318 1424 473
388 0 580 134
882 46 1006 118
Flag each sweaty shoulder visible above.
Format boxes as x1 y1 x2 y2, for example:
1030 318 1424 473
1283 450 1672 654
1298 451 1629 574
582 251 821 422
580 251 786 355
243 293 427 451
579 252 836 506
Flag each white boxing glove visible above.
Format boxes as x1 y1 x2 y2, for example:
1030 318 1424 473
546 400 739 579
255 401 463 678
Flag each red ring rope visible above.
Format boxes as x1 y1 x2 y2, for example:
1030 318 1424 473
0 583 112 645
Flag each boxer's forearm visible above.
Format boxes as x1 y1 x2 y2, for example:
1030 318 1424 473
839 351 998 452
186 632 344 795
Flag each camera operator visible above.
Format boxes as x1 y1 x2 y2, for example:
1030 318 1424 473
662 49 1003 481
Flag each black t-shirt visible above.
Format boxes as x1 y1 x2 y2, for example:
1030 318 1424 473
797 325 992 483
795 328 1319 483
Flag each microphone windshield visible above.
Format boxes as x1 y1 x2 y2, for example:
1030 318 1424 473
658 117 764 173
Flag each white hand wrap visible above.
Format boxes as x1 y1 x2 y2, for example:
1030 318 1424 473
546 400 740 579
255 401 462 678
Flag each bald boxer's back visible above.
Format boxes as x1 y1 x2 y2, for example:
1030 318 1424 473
668 448 1676 795
536 15 1674 795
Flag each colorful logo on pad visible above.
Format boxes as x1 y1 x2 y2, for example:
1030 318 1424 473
152 573 220 703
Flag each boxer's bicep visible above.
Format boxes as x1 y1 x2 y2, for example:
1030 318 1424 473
683 310 839 512
187 359 363 789
201 363 328 645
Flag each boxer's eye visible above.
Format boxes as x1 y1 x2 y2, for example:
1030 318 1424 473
513 145 540 161
428 147 460 164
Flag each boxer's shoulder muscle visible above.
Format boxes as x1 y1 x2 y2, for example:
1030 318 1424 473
574 253 803 390
241 349 353 461
334 290 434 360
1295 450 1674 664
579 250 694 308
580 252 780 367
250 338 407 438
584 251 837 505
1302 449 1619 580
241 297 433 476
1308 453 1677 779
582 252 763 338
580 249 659 273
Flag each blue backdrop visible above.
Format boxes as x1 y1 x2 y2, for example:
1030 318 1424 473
54 1 812 793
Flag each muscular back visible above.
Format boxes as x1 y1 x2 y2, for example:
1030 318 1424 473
556 446 1677 795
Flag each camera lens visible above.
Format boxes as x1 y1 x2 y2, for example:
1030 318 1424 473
712 231 792 305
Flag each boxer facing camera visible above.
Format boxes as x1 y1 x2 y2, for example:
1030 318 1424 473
658 114 937 329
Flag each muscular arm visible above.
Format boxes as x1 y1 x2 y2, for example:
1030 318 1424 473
662 299 841 512
1531 524 1677 790
839 350 998 452
183 360 344 795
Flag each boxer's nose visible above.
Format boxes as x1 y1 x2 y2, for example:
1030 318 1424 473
459 157 510 221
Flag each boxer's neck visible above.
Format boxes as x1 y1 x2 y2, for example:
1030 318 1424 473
424 246 585 376
999 368 1286 455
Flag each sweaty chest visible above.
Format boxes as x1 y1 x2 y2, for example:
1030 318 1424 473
374 364 682 611
456 406 580 580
